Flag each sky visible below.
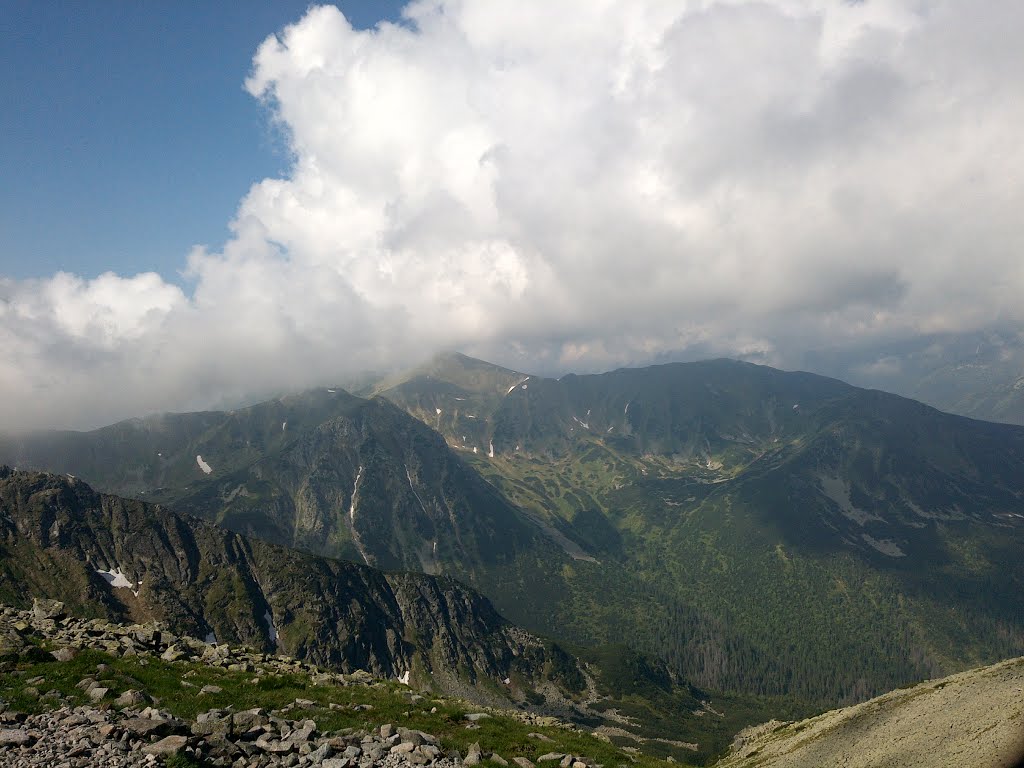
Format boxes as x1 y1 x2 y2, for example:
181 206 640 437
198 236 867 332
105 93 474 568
2 0 1024 430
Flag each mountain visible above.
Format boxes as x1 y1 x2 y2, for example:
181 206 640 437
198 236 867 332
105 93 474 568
715 654 1024 768
0 389 571 598
0 467 578 701
804 329 1024 425
5 356 1024 712
376 355 1024 704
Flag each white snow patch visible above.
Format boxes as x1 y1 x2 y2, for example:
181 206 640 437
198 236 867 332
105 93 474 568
96 567 134 589
436 408 442 415
157 452 162 457
327 389 337 393
793 404 800 410
398 670 411 685
506 377 530 395
454 397 466 401
348 466 369 565
624 400 632 415
263 610 279 646
196 455 213 474
488 441 495 458
282 421 287 431
503 677 511 685
204 631 218 645
521 384 528 390
607 426 614 433
466 414 477 418
473 446 478 454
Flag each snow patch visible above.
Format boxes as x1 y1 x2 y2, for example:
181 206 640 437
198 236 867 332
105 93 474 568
196 455 213 474
473 446 479 454
348 466 369 565
506 377 530 395
282 421 287 431
398 670 411 685
503 677 511 685
263 610 279 646
96 567 133 589
96 567 141 597
488 441 495 458
435 408 442 415
327 389 336 393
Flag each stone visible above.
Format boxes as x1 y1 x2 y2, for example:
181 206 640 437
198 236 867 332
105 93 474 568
514 758 536 768
31 598 64 620
529 732 555 742
464 741 483 766
143 734 189 757
465 712 491 722
114 689 146 707
0 729 36 747
88 686 110 701
321 760 352 768
391 742 416 755
539 754 565 762
199 684 223 695
121 717 174 738
50 647 78 662
491 754 509 766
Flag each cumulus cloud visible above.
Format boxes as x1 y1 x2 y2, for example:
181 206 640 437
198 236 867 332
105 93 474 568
3 0 1024 429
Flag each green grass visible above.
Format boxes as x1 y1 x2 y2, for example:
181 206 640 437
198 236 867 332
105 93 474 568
0 648 684 768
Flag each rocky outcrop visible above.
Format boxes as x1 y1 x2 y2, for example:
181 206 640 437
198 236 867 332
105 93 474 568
714 655 1024 768
0 470 584 701
0 604 607 768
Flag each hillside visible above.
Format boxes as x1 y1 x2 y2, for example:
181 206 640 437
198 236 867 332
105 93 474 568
378 356 1024 704
0 467 576 701
4 357 1024 711
714 655 1024 768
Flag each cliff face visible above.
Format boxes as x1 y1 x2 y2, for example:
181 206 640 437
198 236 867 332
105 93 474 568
714 654 1024 768
0 467 575 698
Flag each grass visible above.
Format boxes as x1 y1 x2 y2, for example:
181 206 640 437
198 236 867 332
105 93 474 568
0 647 684 768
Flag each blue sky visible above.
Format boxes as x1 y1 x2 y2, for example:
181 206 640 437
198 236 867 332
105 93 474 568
1 1 405 281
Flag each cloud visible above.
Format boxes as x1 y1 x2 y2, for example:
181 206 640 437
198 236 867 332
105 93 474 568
3 0 1024 429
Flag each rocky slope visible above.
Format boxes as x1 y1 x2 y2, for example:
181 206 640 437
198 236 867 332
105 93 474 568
0 468 581 701
714 655 1024 768
0 602 641 768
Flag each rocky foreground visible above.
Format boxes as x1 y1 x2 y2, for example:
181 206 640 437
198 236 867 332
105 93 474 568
0 601 613 768
716 654 1024 768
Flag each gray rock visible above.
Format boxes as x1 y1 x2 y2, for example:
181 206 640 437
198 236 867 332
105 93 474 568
50 646 78 662
114 689 146 707
142 734 189 757
0 729 36 747
31 598 64 620
514 759 536 768
539 754 565 762
465 713 491 722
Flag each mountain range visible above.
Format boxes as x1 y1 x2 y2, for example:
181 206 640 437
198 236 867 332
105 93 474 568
2 353 1023 718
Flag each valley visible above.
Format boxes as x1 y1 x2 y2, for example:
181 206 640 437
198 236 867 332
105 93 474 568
2 354 1024 764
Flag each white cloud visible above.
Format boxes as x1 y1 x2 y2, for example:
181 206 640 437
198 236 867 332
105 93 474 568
3 0 1024 429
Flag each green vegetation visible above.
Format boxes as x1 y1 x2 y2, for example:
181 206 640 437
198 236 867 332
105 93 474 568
0 647 684 768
